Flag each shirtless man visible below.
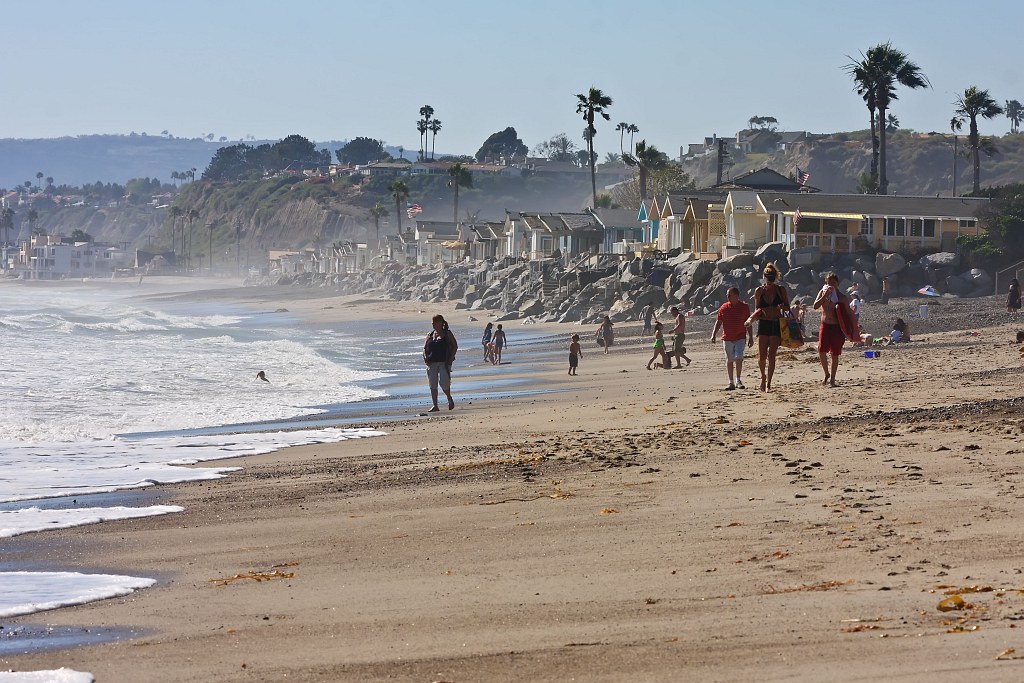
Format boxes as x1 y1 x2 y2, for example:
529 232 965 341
813 272 848 387
668 306 692 368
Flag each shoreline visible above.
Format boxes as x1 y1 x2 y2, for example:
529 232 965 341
3 282 1024 681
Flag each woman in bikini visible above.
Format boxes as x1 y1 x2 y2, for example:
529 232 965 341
751 262 791 393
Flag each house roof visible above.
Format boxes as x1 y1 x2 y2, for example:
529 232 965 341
415 220 460 239
592 208 641 227
712 167 808 192
757 191 992 218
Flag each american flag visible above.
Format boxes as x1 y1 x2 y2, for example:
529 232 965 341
405 203 423 219
793 208 802 225
796 167 810 186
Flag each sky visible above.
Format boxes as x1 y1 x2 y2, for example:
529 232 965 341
4 0 1023 159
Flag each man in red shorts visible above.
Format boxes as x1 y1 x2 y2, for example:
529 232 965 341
813 272 848 387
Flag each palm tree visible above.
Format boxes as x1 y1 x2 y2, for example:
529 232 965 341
418 105 434 161
428 119 442 160
624 140 668 201
616 122 628 155
864 43 929 195
447 163 473 229
35 172 43 191
1005 99 1023 134
0 207 15 247
171 171 181 187
954 86 1004 194
388 179 409 237
627 124 639 155
886 113 900 133
575 86 613 208
26 208 39 235
416 119 428 160
369 202 388 247
604 152 622 165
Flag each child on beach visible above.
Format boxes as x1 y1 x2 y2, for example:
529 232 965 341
646 322 670 370
568 334 582 375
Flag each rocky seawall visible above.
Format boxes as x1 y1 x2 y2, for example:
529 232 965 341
250 244 999 326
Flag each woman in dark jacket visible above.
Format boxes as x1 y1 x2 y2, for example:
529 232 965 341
424 314 458 411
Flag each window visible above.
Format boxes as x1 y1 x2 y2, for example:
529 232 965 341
909 219 922 237
860 218 874 235
959 219 977 229
884 218 905 237
822 218 847 235
923 219 935 238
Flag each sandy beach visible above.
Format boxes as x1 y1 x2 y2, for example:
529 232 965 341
3 282 1024 682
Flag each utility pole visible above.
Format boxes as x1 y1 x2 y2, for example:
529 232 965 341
234 217 242 276
716 137 726 186
207 222 214 275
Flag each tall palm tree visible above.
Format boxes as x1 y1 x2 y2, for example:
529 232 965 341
418 105 434 161
447 163 473 229
1005 99 1023 134
428 119 442 160
575 86 613 208
369 202 388 247
616 122 628 155
388 179 409 237
886 113 900 133
954 86 1004 194
624 140 668 201
35 172 43 191
26 208 39 235
863 43 929 195
1 207 15 247
627 124 639 155
416 120 428 160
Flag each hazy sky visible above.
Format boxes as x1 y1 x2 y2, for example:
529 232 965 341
6 0 1023 158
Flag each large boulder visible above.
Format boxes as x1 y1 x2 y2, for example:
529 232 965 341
960 268 993 292
784 265 814 286
754 241 787 266
944 275 972 296
875 252 907 278
921 251 960 269
716 251 754 274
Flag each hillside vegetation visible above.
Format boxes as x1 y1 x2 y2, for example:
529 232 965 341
682 131 1024 196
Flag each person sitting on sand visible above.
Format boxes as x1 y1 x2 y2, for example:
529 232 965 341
890 318 910 344
255 370 270 382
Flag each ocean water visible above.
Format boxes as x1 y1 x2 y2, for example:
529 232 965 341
0 282 390 621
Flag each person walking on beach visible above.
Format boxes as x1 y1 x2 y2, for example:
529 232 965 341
481 322 494 360
668 306 691 368
492 324 507 364
423 314 458 411
646 322 669 370
752 262 790 392
1007 278 1021 314
568 333 582 375
813 272 848 387
639 301 656 337
597 315 614 354
710 287 753 390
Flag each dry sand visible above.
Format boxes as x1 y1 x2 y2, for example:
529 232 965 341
3 285 1024 682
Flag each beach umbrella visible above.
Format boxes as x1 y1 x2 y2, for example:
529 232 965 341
917 285 940 297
